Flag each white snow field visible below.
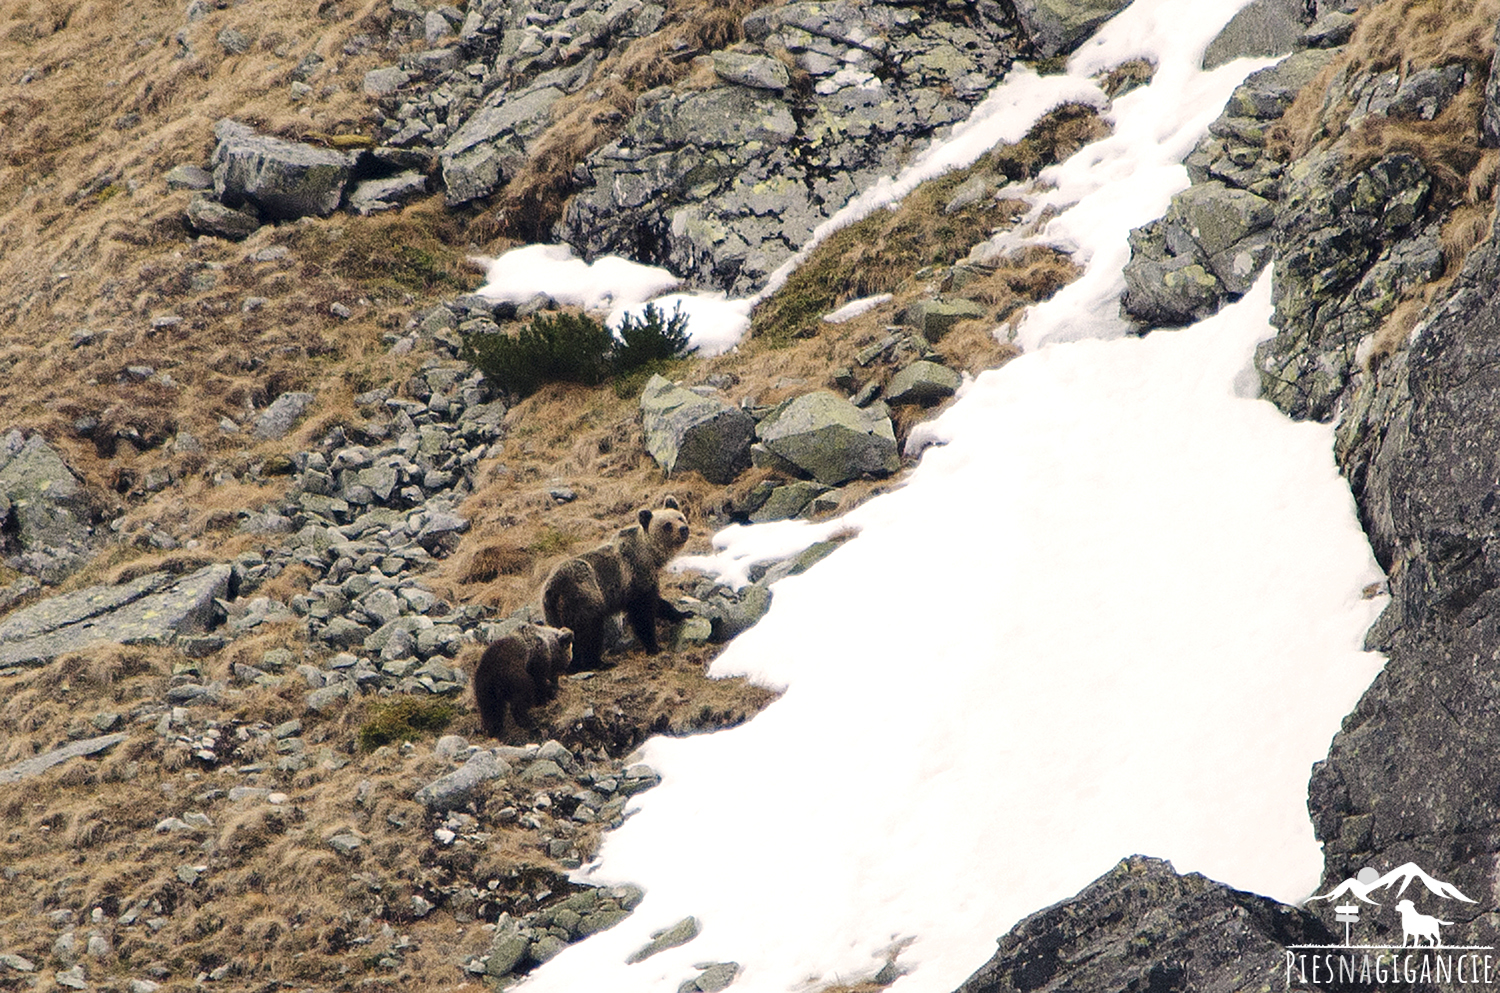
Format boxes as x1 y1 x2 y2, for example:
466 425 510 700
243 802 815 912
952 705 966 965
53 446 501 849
510 2 1390 991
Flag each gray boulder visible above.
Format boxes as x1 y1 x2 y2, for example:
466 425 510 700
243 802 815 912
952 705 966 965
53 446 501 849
0 564 232 669
415 750 512 809
1012 0 1134 58
1123 181 1275 326
639 375 755 484
440 85 562 205
901 298 986 342
748 481 829 523
348 171 428 215
212 119 353 220
712 51 790 91
1201 0 1308 70
185 195 260 240
0 432 94 583
886 361 961 405
165 164 213 190
754 392 899 486
253 392 316 440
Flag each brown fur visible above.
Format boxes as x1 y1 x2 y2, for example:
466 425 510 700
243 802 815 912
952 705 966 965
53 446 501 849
542 495 690 670
472 623 574 737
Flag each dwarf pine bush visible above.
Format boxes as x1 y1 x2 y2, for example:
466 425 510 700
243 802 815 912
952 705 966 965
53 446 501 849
463 303 694 399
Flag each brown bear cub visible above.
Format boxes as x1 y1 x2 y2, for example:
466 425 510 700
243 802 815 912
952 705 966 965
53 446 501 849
472 623 573 737
542 495 691 671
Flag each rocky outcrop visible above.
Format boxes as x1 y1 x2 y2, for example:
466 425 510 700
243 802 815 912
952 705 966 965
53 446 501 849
954 856 1335 993
1298 210 1500 919
563 1 1024 294
639 375 755 484
1122 49 1336 327
0 564 231 672
0 430 95 584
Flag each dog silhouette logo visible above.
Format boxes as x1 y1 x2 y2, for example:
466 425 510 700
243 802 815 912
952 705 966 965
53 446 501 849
1394 899 1453 948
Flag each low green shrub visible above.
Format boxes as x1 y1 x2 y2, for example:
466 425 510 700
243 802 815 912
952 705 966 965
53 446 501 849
464 303 694 399
612 302 693 373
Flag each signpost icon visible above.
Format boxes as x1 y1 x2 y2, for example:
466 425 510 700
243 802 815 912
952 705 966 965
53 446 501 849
1335 904 1360 946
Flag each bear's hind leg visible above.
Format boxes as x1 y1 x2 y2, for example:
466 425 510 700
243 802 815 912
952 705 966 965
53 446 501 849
627 598 661 654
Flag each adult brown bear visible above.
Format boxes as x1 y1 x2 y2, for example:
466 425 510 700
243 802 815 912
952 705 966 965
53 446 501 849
542 496 690 671
472 623 573 737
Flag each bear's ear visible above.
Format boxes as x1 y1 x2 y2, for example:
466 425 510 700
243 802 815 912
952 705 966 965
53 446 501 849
662 494 681 511
557 628 573 647
638 508 653 529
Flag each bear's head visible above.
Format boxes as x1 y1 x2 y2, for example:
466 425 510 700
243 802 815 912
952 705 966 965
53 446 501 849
532 623 573 672
637 495 690 556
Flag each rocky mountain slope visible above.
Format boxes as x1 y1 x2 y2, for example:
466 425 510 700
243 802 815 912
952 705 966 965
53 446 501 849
2 0 1499 990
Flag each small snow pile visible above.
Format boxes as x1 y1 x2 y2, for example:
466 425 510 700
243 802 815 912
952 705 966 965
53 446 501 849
525 2 1389 993
823 293 894 324
475 244 679 311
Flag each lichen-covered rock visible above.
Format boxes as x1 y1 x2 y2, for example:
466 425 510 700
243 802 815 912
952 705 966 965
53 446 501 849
212 119 353 220
0 432 94 583
712 50 790 91
440 85 562 205
954 856 1335 993
754 392 898 486
640 376 755 484
1257 151 1434 421
1304 214 1500 920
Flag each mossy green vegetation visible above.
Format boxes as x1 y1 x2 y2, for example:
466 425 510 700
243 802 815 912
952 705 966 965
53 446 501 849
357 697 457 751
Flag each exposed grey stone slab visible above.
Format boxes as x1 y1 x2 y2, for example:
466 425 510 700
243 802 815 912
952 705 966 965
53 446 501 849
0 565 232 669
0 733 128 785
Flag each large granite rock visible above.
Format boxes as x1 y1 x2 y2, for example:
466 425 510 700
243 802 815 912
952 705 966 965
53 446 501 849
1201 0 1309 70
0 431 94 584
954 856 1335 993
639 375 755 484
754 392 898 486
0 564 232 669
1011 0 1134 59
440 85 562 205
212 120 353 220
